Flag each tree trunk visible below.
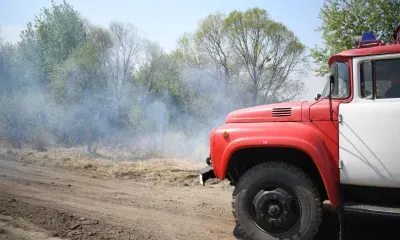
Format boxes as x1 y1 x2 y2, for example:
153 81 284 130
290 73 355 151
87 142 92 154
11 138 22 149
10 127 22 149
252 84 258 106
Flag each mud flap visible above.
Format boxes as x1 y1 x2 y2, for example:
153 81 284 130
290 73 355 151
199 166 215 186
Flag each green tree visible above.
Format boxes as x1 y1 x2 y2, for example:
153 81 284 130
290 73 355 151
224 8 307 105
136 41 188 130
101 21 142 132
311 0 400 76
106 21 140 101
50 25 112 153
0 34 13 94
51 43 105 105
0 33 46 149
195 13 240 87
0 36 22 148
175 8 308 107
20 0 87 85
173 33 207 68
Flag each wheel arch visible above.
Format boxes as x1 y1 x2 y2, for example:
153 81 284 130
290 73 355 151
224 144 339 207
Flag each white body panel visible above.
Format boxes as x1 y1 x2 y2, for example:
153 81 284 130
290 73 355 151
339 101 400 187
339 54 400 187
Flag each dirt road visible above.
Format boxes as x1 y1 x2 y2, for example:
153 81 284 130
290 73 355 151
0 156 235 240
0 156 398 240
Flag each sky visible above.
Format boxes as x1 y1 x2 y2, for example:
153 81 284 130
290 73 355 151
0 0 327 100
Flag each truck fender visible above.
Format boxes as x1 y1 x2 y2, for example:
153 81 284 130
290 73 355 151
221 136 340 208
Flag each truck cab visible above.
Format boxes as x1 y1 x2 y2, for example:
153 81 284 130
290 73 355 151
199 32 400 240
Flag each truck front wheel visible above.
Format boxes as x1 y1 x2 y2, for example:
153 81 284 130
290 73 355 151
232 162 322 240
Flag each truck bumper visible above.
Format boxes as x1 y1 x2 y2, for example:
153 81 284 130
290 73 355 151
199 165 216 186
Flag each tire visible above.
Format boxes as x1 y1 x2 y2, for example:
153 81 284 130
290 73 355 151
232 161 322 240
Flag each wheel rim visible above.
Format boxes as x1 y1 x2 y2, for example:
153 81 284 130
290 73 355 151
250 183 301 235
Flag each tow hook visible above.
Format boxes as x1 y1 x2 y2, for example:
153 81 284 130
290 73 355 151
206 156 211 165
199 165 215 186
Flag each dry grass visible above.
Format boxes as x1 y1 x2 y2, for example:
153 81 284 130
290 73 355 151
0 147 211 186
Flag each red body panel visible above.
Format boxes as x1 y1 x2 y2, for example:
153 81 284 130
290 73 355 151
328 44 400 65
226 102 303 123
303 99 341 163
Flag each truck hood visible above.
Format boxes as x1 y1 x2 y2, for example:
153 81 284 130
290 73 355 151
225 101 305 123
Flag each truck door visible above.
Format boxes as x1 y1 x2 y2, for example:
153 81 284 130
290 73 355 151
339 56 400 188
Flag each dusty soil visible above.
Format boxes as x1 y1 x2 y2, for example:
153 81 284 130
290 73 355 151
0 151 399 240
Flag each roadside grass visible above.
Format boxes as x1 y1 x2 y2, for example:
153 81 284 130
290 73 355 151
0 147 214 186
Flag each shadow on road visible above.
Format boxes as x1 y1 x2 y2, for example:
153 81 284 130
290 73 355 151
233 203 400 240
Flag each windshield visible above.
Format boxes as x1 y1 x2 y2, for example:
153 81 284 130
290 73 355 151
321 77 331 98
321 62 350 98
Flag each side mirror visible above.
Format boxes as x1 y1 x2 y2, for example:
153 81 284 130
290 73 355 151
315 93 321 100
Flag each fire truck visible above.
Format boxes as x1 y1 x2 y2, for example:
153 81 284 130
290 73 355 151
199 29 400 240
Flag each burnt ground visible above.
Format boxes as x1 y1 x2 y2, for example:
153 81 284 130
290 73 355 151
0 156 399 240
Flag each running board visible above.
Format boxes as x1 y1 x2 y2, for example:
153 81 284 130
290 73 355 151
343 202 400 217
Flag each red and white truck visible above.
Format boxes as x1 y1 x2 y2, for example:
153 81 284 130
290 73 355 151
199 30 400 240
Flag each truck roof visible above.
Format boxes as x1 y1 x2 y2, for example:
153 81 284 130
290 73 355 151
328 43 400 65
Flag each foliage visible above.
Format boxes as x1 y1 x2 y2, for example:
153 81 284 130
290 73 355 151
35 0 87 75
311 0 400 76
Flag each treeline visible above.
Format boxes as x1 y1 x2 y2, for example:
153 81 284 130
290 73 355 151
0 1 308 156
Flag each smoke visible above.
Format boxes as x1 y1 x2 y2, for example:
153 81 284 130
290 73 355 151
0 3 246 162
0 27 243 162
129 66 242 161
1 2 312 161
